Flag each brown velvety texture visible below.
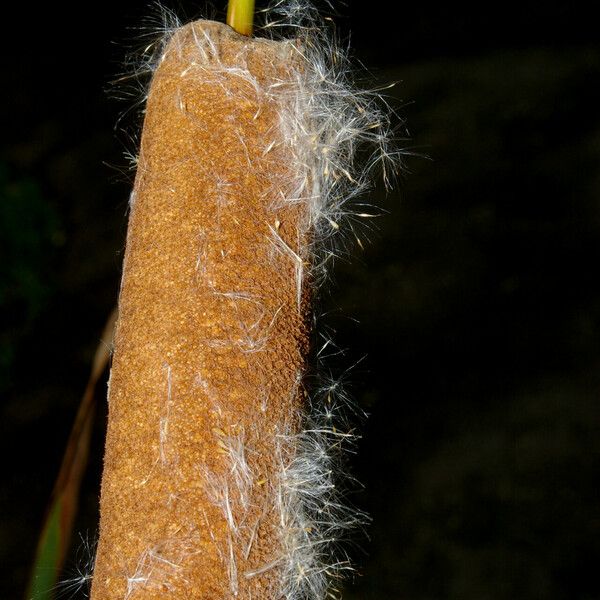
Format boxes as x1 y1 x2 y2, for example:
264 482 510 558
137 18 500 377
91 21 310 599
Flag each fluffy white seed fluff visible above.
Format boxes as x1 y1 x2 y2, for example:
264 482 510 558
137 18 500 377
53 532 96 598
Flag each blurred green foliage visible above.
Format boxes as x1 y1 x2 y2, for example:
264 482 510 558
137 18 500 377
26 500 62 600
0 165 62 391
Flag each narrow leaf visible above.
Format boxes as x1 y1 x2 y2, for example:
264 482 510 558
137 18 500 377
25 310 117 599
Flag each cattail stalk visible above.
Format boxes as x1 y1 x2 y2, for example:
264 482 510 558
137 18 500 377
227 0 256 36
91 5 397 599
92 21 310 599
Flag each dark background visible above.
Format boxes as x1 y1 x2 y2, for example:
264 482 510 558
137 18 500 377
2 1 600 598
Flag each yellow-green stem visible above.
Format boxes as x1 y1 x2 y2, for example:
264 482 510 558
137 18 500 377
226 0 255 36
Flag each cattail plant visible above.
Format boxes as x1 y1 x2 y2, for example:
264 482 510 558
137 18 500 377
88 1 399 598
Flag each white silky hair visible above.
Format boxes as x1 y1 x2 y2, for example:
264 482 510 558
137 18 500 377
263 0 401 282
257 8 400 595
52 532 96 599
87 2 403 599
